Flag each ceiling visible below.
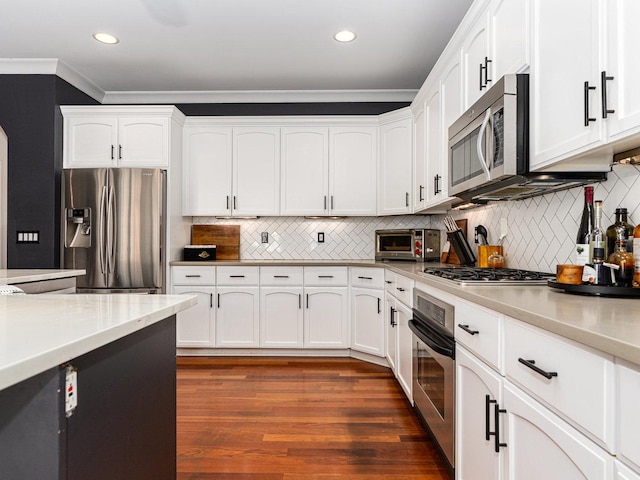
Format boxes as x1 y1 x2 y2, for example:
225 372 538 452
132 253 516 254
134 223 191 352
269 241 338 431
0 0 473 103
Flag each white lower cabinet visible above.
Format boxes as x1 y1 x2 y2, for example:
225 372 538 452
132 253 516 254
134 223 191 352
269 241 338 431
395 299 413 402
616 359 640 472
385 292 398 373
503 382 613 480
304 287 348 348
260 287 304 348
172 286 215 347
456 345 503 480
215 286 260 348
350 287 384 356
616 461 640 480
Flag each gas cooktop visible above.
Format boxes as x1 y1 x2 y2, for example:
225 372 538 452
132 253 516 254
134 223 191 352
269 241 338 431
423 266 555 285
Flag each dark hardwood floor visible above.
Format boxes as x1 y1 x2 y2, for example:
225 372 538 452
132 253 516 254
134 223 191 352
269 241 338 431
176 357 451 480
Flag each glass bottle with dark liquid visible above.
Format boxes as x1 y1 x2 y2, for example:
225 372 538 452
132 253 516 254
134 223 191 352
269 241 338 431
607 227 635 287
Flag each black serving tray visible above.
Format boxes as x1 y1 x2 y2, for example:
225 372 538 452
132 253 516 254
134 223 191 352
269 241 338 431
548 280 640 298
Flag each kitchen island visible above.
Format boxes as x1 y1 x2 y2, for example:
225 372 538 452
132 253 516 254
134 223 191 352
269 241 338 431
0 293 196 480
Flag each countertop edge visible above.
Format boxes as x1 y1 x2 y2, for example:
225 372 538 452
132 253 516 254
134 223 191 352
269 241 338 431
0 269 86 285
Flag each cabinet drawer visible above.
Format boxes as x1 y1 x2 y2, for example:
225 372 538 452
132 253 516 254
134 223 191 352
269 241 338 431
394 274 413 307
172 266 215 285
504 317 615 449
455 299 502 371
303 267 348 286
217 266 260 285
260 267 304 286
384 270 396 294
350 267 385 289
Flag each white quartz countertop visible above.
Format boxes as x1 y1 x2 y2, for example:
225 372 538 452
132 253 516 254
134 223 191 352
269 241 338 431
171 259 640 365
0 293 196 391
0 269 86 285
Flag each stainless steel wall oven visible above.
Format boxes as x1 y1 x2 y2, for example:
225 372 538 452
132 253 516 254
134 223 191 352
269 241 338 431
409 289 455 473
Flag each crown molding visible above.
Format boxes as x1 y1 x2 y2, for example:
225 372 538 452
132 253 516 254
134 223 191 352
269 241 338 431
101 89 418 104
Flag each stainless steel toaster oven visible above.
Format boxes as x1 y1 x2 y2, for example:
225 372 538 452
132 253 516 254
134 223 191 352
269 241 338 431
375 229 440 262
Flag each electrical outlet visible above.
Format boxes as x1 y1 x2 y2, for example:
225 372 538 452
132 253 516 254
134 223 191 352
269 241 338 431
16 231 40 244
261 232 269 243
318 232 325 243
65 366 78 417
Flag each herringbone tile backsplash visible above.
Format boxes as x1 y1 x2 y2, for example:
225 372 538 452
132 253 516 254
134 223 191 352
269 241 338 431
193 164 640 271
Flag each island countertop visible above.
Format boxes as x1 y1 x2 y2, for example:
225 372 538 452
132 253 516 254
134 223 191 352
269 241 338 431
0 293 196 391
0 269 86 285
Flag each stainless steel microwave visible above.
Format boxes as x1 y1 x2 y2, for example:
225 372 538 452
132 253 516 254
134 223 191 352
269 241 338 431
375 229 440 262
448 74 606 203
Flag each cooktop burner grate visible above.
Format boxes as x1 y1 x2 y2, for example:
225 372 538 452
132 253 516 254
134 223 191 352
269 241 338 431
423 266 555 285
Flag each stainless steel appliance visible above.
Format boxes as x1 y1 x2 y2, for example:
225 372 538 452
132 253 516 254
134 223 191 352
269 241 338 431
375 229 440 262
423 266 555 286
409 289 455 473
448 74 607 204
62 168 166 293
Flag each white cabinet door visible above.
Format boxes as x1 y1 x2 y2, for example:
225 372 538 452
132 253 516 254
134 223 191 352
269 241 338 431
395 300 413 402
386 293 398 374
280 127 329 216
425 85 446 205
173 286 215 347
504 382 613 480
463 7 491 108
182 126 233 216
489 0 530 81
606 0 640 142
233 127 280 216
350 287 385 357
215 286 260 347
413 102 427 212
615 461 640 480
456 346 504 480
329 127 377 216
617 360 640 472
441 53 464 147
64 117 118 168
118 117 169 167
304 287 348 348
530 0 605 170
378 117 412 215
260 287 304 348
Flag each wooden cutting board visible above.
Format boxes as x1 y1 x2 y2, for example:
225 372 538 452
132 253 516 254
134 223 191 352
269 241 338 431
191 225 240 260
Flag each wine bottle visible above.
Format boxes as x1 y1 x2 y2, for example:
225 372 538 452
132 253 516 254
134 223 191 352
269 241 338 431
634 222 640 288
607 227 635 287
589 200 607 264
575 186 594 265
606 207 634 258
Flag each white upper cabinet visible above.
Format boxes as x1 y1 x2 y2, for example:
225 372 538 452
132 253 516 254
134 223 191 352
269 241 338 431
424 85 447 206
233 127 280 216
280 127 329 216
412 100 427 212
378 110 413 216
62 106 181 169
530 0 606 171
182 126 233 216
462 5 491 108
329 126 377 216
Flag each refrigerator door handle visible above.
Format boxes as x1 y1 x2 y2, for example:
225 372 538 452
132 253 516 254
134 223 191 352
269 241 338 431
107 185 116 274
99 185 108 275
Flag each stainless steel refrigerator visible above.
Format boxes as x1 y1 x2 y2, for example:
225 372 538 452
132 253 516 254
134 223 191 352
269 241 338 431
62 168 166 293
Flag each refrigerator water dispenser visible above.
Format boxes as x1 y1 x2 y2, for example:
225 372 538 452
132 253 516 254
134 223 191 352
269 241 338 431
65 208 91 248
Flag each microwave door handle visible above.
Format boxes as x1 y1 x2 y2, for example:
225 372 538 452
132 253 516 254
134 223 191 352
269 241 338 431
476 109 492 181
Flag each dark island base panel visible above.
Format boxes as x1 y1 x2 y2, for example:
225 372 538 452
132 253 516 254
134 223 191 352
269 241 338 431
0 316 177 480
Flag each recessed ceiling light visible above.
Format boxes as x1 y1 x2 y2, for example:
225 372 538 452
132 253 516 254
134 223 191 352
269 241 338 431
334 30 357 43
93 32 119 45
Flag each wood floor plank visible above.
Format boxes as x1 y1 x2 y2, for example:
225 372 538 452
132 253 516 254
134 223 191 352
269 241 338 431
177 357 451 480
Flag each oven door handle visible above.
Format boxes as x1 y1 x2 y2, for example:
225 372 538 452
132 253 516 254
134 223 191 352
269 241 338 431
408 319 455 359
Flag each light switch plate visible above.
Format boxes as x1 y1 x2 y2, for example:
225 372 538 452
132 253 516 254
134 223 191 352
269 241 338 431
318 232 325 243
261 232 269 243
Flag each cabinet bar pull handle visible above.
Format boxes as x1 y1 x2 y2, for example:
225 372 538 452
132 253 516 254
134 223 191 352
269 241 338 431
479 62 485 90
494 404 507 452
185 274 202 278
111 145 115 160
385 280 392 284
324 196 327 210
419 185 424 202
518 358 558 379
434 174 442 194
274 275 289 278
210 293 213 308
458 324 479 336
584 81 597 126
217 293 220 308
318 275 334 278
226 195 230 209
485 395 497 441
299 294 302 309
601 71 615 118
306 294 309 309
233 196 237 210
390 307 397 327
229 275 245 278
118 145 122 159
358 276 373 280
405 192 409 207
484 57 492 85
377 297 381 314
396 287 405 292
331 196 334 210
